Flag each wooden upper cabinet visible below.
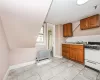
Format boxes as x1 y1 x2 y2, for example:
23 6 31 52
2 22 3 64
63 23 73 37
80 18 88 30
80 14 100 30
88 14 99 28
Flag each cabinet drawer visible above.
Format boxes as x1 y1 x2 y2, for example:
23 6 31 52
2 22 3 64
62 44 70 48
70 45 83 49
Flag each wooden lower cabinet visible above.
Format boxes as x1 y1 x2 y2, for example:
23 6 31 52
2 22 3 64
76 49 84 64
66 48 70 59
62 44 84 64
62 49 70 59
62 52 65 57
69 48 76 61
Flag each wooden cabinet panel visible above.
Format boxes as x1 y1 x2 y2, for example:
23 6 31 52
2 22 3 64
76 49 84 64
70 48 76 61
62 44 70 59
62 48 69 53
88 14 99 28
66 48 70 59
63 23 73 37
67 23 73 36
80 14 100 30
62 52 66 57
70 45 83 49
80 18 88 30
62 44 70 48
63 24 68 37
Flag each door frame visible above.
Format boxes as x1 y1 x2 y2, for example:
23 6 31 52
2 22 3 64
46 23 56 57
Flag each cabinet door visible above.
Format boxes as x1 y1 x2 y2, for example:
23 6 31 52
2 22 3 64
62 52 66 57
67 23 73 36
62 45 66 57
62 44 70 59
70 48 76 61
76 49 84 64
66 48 70 59
62 48 70 59
80 18 88 30
63 24 68 37
63 23 72 37
88 14 99 28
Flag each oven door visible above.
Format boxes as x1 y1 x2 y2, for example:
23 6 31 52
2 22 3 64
85 48 100 70
85 59 100 70
85 48 100 63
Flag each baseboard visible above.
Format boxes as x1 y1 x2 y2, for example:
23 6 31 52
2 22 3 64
3 68 10 80
54 55 63 58
9 60 36 70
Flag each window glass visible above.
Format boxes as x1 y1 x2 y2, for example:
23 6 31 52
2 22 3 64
36 27 44 43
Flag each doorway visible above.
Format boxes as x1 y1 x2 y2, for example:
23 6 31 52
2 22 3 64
47 23 56 57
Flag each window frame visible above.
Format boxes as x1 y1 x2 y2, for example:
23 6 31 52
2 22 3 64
36 26 44 43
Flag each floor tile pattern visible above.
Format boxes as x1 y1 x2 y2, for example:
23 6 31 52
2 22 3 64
6 58 100 80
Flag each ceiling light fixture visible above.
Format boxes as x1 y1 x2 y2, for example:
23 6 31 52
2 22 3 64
77 0 89 5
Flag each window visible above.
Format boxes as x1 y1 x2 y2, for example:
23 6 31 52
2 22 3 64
36 26 44 43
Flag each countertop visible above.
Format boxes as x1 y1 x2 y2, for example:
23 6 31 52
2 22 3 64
62 43 84 45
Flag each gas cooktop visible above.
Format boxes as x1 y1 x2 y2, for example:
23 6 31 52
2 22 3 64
85 42 100 50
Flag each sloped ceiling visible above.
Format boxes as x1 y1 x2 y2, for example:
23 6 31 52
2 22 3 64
46 0 100 24
0 0 52 49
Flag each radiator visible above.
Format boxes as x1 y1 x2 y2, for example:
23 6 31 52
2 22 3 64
36 49 51 62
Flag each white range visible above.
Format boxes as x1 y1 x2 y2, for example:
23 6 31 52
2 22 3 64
85 44 100 71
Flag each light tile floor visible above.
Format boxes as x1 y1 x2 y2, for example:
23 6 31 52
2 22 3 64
7 58 100 80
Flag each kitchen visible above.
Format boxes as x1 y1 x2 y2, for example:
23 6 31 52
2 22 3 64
1 0 100 80
62 14 100 71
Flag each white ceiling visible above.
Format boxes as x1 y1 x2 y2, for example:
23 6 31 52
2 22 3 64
46 0 100 24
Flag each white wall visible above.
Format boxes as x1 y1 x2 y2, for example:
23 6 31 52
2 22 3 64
0 0 52 49
66 21 100 42
66 35 100 42
0 0 52 67
9 48 36 65
9 24 48 66
55 25 63 57
0 18 9 80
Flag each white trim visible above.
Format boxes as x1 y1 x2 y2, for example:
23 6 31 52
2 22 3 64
46 23 56 57
53 25 56 57
46 23 49 49
54 55 63 58
3 68 10 80
9 60 36 70
37 59 52 66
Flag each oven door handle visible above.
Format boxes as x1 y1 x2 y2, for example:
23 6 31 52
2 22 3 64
87 60 97 65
